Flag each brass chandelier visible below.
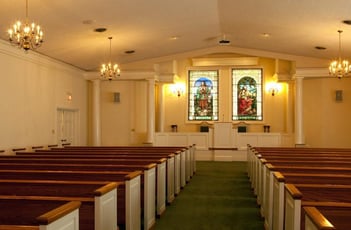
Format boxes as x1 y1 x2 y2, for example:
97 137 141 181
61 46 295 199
7 0 44 51
100 37 120 80
329 30 350 79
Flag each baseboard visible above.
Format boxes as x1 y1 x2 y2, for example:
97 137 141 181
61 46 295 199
209 147 238 150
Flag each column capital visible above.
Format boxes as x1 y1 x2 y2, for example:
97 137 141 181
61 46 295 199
294 67 329 78
91 78 101 82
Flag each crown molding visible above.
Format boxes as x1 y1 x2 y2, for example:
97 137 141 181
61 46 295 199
0 40 84 76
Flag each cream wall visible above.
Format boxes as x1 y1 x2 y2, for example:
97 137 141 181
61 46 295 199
101 52 351 148
161 57 290 134
1 40 350 149
303 77 351 147
96 79 148 146
97 55 295 146
0 42 88 152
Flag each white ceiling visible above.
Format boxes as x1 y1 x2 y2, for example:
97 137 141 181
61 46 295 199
2 0 351 71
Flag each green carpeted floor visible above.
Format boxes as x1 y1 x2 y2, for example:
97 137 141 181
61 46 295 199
153 161 264 230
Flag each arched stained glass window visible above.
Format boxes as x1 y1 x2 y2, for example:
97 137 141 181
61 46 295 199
232 68 262 121
188 70 218 121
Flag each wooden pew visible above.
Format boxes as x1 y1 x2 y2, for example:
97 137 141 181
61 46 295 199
60 145 194 173
9 153 174 206
255 157 351 205
0 199 80 230
255 157 351 217
303 204 351 230
250 151 351 196
284 183 351 230
263 164 351 230
0 156 167 220
31 148 183 191
27 148 184 193
246 145 351 230
0 169 141 230
248 145 351 174
246 145 351 186
252 152 351 203
251 146 351 152
256 159 351 213
274 172 351 230
0 162 157 229
48 144 196 184
0 181 118 230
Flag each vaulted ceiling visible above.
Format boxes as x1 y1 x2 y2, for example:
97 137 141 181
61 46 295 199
1 0 351 71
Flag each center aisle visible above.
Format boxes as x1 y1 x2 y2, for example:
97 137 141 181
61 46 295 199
154 161 264 230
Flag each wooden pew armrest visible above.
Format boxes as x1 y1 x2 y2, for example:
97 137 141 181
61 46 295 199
124 170 142 180
94 182 119 196
273 171 285 182
0 226 39 230
285 183 303 199
304 206 335 230
36 201 81 225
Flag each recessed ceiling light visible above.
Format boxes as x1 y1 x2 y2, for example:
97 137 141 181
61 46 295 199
125 50 135 54
261 33 270 38
170 36 180 40
342 20 351 25
315 46 326 50
94 28 107 33
218 39 230 45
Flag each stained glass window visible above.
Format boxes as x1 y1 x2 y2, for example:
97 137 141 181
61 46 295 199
232 68 262 121
188 70 219 121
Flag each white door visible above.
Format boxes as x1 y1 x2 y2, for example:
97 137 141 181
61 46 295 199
57 108 79 146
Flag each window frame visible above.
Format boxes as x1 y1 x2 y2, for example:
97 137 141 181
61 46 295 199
232 68 263 121
187 69 219 121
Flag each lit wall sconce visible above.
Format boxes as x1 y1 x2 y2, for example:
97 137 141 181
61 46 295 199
170 83 185 97
66 92 72 101
265 82 282 96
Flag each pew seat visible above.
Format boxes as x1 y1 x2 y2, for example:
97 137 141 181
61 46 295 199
0 180 118 230
0 199 80 230
0 169 141 230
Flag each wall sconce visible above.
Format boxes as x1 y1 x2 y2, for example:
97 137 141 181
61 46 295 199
170 83 185 97
66 92 72 101
265 82 282 96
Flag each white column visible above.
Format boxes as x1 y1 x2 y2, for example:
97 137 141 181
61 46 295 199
157 83 165 132
294 76 305 146
286 82 294 133
92 79 101 146
146 79 155 144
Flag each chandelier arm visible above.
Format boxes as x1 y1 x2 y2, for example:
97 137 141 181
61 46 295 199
329 30 350 79
100 36 121 80
7 0 44 51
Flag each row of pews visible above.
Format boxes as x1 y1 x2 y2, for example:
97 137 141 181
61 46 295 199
247 145 351 230
0 144 196 230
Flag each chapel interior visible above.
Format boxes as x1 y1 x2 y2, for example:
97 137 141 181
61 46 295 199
1 0 351 155
2 1 351 230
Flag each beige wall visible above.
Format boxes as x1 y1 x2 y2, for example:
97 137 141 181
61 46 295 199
96 80 148 146
161 57 290 134
99 53 351 148
1 41 350 149
0 42 88 152
303 77 351 147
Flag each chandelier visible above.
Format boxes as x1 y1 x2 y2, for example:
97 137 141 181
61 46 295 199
7 0 44 51
329 30 350 79
100 37 120 80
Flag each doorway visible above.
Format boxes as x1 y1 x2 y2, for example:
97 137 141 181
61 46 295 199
57 108 79 146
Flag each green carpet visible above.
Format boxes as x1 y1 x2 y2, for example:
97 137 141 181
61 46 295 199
153 161 264 230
